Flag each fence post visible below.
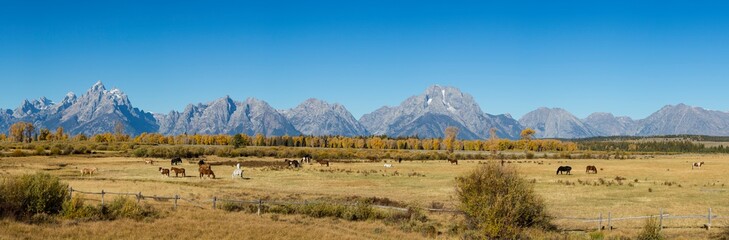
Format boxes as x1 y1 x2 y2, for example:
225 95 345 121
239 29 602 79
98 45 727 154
708 208 712 230
101 190 105 207
213 197 217 209
174 194 178 210
608 212 612 231
257 199 262 216
598 212 603 231
659 208 663 231
137 192 142 204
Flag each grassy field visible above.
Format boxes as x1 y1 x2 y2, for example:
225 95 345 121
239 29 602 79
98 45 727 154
0 152 728 239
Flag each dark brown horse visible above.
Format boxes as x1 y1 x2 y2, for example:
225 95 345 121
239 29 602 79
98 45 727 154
556 166 572 175
159 167 170 177
317 159 330 167
284 159 301 168
586 165 597 174
448 159 458 165
171 157 182 165
170 167 186 177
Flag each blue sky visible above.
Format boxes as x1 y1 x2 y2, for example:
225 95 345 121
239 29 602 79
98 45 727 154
2 1 729 119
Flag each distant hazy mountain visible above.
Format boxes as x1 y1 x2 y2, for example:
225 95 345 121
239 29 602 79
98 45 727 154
519 107 597 139
157 96 300 136
636 104 729 136
583 112 638 136
282 98 369 136
360 85 522 139
2 81 158 136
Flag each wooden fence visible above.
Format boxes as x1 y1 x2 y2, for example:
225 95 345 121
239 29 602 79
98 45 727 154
555 208 724 231
69 187 723 231
67 187 458 215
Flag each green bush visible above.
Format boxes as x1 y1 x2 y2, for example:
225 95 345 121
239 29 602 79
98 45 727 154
455 162 553 239
61 195 100 220
0 172 68 220
636 217 663 240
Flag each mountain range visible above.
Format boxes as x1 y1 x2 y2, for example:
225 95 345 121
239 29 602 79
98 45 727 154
2 81 729 140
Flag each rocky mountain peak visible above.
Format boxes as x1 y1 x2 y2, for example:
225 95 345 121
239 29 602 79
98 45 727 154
360 85 521 139
284 98 369 136
90 80 106 92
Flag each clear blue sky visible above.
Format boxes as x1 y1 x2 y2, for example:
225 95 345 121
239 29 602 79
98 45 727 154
2 1 729 119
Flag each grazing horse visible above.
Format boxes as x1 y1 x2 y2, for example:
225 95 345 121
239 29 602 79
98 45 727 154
556 166 572 175
81 167 98 176
144 159 154 165
384 163 393 168
159 167 170 177
692 162 705 169
448 159 458 165
284 159 301 168
170 167 186 177
171 157 182 165
199 164 215 179
586 165 598 174
316 159 330 167
197 159 206 166
302 155 312 164
232 163 243 179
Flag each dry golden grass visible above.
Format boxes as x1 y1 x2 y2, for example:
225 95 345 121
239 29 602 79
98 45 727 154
1 153 728 239
0 208 425 240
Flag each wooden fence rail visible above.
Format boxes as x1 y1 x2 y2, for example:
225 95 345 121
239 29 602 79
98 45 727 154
68 187 723 231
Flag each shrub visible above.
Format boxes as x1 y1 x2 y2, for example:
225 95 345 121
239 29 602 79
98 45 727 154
455 162 553 239
61 195 100 220
636 217 663 240
0 172 68 220
106 196 158 221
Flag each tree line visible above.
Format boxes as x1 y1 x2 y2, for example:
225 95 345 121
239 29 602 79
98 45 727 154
2 122 580 153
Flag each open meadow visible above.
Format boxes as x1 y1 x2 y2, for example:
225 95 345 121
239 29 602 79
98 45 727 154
1 151 728 239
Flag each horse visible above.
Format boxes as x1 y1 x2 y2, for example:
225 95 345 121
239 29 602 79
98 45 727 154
199 165 215 179
398 158 402 163
302 155 312 164
81 167 97 176
170 167 186 177
144 159 154 165
692 162 705 169
284 159 301 168
384 163 393 168
556 166 572 175
586 165 598 174
316 159 330 167
232 163 243 179
171 157 182 165
159 167 170 177
448 159 458 165
197 159 206 166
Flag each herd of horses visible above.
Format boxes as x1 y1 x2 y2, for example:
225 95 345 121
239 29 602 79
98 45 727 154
79 156 710 179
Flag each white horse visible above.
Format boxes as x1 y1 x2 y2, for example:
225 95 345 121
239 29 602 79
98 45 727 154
384 163 393 168
232 163 244 178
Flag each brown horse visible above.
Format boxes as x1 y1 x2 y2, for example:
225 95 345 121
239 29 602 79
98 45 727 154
199 164 215 179
316 159 330 167
159 167 170 177
448 159 458 165
170 167 186 177
586 165 598 174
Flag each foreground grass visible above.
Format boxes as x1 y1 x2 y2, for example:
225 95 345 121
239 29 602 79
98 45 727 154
0 208 426 240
